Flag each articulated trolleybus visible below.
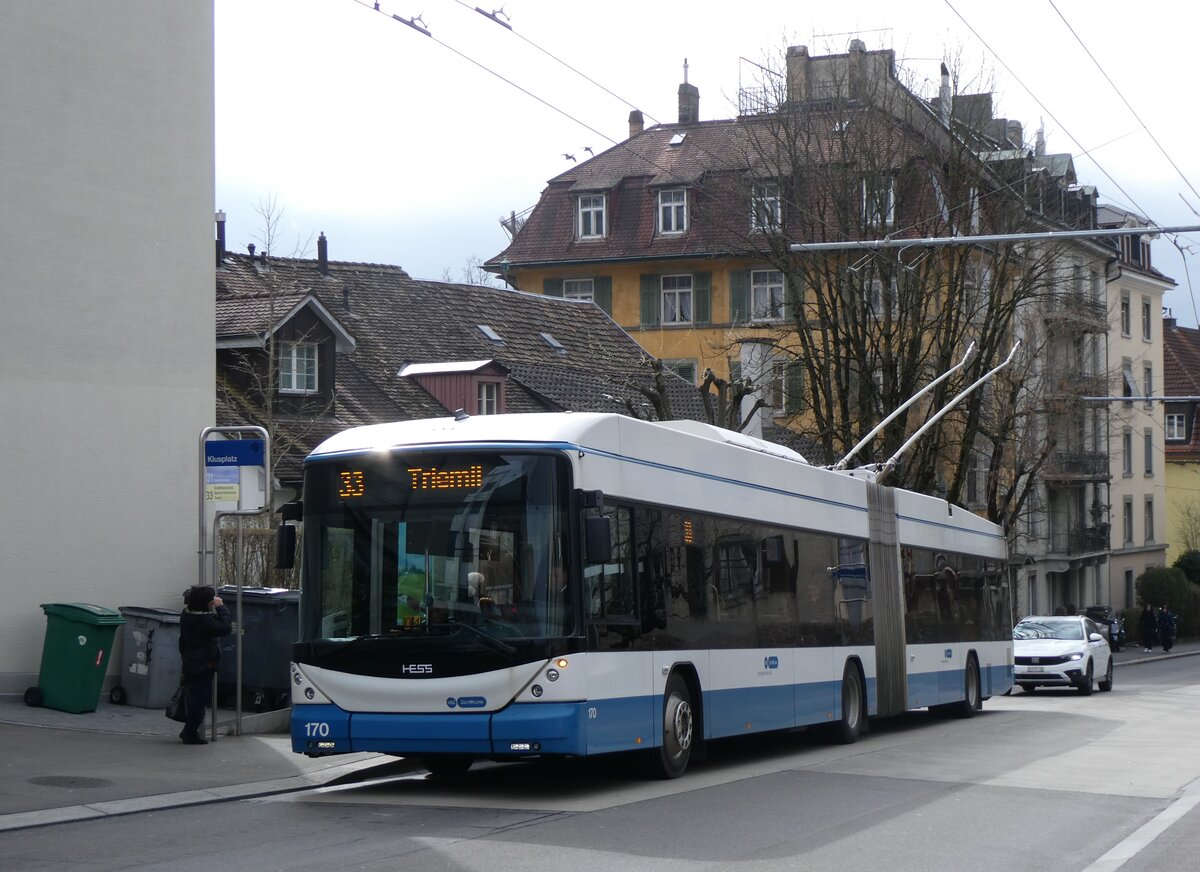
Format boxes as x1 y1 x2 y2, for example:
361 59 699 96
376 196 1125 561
289 412 1012 778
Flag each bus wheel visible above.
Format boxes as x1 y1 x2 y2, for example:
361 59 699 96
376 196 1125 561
953 656 981 718
422 754 474 778
651 673 694 779
831 664 864 744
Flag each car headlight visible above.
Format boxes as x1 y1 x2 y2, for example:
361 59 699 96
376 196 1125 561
1068 652 1083 661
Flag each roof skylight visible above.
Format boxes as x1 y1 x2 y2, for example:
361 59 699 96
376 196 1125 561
540 332 566 354
669 132 687 147
477 324 505 344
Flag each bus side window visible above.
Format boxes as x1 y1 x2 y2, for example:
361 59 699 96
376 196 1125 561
584 506 635 621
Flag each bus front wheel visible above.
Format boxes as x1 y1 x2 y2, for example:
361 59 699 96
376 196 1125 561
650 673 694 779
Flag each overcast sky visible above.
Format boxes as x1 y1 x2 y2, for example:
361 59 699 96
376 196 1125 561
215 0 1200 324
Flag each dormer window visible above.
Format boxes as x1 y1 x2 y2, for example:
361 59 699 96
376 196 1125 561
477 381 500 415
751 182 781 232
577 194 606 239
658 189 687 234
278 342 317 394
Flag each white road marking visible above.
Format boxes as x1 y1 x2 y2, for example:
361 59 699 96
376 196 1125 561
1080 776 1200 872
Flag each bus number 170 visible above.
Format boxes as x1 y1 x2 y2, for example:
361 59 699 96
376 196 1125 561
304 722 331 738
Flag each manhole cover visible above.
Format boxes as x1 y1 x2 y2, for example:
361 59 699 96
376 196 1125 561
29 776 113 789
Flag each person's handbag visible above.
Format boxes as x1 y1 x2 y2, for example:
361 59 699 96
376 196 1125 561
165 683 187 722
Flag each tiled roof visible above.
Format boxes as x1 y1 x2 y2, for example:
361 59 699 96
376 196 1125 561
486 118 825 268
215 252 705 475
1163 323 1200 462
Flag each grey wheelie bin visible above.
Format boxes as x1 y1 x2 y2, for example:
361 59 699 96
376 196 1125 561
25 603 125 713
111 606 182 707
216 586 299 711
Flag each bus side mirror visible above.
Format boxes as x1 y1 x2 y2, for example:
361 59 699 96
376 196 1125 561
275 523 297 570
584 516 612 564
280 500 303 521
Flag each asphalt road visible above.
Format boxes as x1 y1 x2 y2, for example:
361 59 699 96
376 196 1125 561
4 656 1199 872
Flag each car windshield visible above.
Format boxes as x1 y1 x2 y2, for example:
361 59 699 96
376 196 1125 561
1013 618 1085 641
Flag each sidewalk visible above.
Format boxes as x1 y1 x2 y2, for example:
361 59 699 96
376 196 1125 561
0 694 402 833
1 639 1196 833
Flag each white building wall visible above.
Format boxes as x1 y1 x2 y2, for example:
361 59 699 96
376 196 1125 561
0 3 214 692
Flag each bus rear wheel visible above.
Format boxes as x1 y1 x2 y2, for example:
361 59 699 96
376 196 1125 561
952 656 981 718
422 754 474 778
650 673 694 779
831 663 864 744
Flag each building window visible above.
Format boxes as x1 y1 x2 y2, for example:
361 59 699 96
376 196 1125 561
577 194 606 239
1091 269 1103 302
1143 363 1153 407
477 381 499 415
862 175 895 227
965 450 987 507
665 359 697 384
1145 498 1155 544
661 274 693 324
278 342 317 394
658 189 687 234
1144 429 1154 475
751 182 781 231
1120 294 1131 336
968 186 981 232
1142 298 1152 341
1123 497 1134 545
1167 413 1187 440
751 269 785 320
1122 358 1136 403
1122 429 1133 476
1124 569 1134 606
563 278 594 301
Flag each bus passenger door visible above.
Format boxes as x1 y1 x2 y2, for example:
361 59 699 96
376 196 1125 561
581 504 655 754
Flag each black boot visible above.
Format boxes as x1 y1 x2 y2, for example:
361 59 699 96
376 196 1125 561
181 732 208 745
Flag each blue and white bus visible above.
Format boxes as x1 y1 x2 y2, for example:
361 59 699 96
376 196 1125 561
288 412 1012 778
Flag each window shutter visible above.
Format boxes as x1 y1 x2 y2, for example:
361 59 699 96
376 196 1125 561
543 278 564 297
784 361 805 413
730 269 749 324
640 274 660 327
782 278 799 321
593 276 612 314
693 271 711 324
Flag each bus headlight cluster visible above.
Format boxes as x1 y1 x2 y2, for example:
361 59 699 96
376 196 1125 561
546 669 560 681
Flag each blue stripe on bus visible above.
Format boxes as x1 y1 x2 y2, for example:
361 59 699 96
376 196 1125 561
293 665 1011 757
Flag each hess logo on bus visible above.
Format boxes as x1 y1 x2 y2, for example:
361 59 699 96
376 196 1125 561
401 663 433 675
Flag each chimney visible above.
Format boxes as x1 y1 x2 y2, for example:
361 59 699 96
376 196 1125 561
678 59 698 124
939 63 951 126
628 109 644 138
1035 123 1045 157
317 232 329 276
1006 120 1023 148
247 242 256 257
786 45 810 103
215 210 226 268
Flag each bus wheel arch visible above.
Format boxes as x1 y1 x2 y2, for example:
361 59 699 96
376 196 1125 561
650 665 701 779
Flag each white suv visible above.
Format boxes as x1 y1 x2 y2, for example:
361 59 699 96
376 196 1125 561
1013 615 1113 695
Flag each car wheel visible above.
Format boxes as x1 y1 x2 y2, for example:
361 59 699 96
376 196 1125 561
1020 684 1036 693
1098 657 1114 692
1078 660 1094 695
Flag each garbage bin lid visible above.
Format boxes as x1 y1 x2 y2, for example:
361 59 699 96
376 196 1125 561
40 603 126 625
117 606 182 623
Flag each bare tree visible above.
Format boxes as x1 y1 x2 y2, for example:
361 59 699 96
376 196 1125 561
687 45 1105 535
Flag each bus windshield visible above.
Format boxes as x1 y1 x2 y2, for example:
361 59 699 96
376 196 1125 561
300 451 572 642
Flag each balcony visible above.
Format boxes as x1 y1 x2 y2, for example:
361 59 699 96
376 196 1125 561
1043 293 1107 330
1042 450 1111 480
1046 524 1110 556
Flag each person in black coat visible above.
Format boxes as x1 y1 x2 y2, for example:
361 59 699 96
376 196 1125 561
1139 603 1158 654
178 585 232 745
1158 605 1176 654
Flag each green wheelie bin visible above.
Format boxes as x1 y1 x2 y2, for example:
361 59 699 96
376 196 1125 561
24 603 125 713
